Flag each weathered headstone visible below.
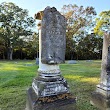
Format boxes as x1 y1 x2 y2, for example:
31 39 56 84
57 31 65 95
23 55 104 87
26 7 76 110
90 32 110 110
41 7 66 64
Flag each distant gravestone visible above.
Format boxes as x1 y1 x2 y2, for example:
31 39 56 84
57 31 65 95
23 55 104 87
36 58 39 64
68 60 77 64
86 60 93 63
25 64 33 66
41 7 66 64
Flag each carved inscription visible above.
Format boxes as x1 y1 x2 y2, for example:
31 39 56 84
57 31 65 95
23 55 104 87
41 7 66 64
37 82 68 96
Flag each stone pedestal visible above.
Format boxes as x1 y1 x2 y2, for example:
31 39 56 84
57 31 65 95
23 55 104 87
32 73 69 96
90 32 110 110
91 91 110 110
26 7 76 110
90 92 110 110
26 87 76 110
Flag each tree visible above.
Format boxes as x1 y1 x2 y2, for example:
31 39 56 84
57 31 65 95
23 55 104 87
0 2 35 60
94 10 110 36
61 4 97 59
22 32 39 59
31 32 39 58
61 4 96 35
0 30 6 59
75 34 103 60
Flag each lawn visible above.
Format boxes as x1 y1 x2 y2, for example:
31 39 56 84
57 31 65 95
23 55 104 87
0 60 101 110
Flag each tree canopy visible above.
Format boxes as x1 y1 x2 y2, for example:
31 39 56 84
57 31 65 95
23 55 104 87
61 4 97 59
0 2 36 60
94 10 110 36
0 2 107 60
61 4 97 36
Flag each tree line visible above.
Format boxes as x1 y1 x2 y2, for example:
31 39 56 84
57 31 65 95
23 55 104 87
0 2 110 60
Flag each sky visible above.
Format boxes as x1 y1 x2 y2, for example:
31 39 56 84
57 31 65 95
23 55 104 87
0 0 110 18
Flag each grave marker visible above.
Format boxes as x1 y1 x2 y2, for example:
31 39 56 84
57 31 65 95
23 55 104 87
26 7 76 110
90 32 110 110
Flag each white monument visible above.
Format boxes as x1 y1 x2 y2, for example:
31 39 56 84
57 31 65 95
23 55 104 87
91 31 110 110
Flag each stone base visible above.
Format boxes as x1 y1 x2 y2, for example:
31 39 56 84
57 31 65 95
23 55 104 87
26 87 76 110
32 73 69 97
90 91 110 110
96 84 110 97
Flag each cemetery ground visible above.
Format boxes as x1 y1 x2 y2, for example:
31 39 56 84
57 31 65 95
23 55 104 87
0 60 100 110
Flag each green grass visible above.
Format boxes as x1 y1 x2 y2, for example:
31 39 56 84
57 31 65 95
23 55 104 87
0 60 101 110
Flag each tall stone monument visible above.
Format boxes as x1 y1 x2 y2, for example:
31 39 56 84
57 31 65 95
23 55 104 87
26 7 76 110
90 32 110 110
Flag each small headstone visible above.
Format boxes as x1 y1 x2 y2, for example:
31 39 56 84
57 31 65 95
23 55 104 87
25 64 33 66
86 60 93 62
36 58 39 65
68 60 77 64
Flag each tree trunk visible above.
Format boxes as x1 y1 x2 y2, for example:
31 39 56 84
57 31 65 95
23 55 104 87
7 50 10 60
76 52 79 60
36 51 39 58
7 47 13 60
3 52 5 59
10 49 13 60
20 49 22 59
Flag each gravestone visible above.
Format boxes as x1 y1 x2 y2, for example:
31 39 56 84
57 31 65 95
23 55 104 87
68 60 77 64
36 58 39 65
41 7 66 64
26 7 76 110
90 32 110 110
